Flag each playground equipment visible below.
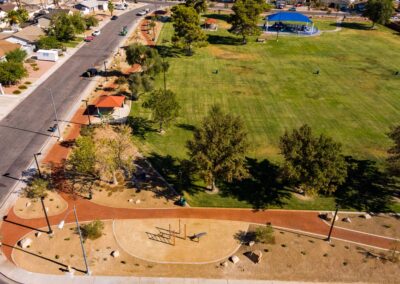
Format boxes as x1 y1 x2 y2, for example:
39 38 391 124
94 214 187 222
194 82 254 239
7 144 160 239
148 219 187 246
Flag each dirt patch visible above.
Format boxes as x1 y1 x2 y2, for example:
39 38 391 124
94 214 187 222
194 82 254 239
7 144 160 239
208 45 255 61
13 191 68 219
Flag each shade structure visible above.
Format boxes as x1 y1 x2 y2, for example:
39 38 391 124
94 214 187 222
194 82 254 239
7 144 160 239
95 95 125 108
266 12 312 23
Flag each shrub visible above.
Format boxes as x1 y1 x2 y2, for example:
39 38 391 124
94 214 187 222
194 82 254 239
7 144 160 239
80 220 104 240
18 85 27 90
24 81 32 84
114 76 128 85
55 255 60 259
13 90 21 94
6 49 27 63
255 225 275 244
22 178 49 200
33 67 40 71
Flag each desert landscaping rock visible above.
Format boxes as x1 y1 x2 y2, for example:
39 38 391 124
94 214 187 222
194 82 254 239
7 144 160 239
220 261 228 267
111 250 120 258
128 199 133 203
35 232 42 238
342 217 351 223
135 199 141 204
253 250 263 263
25 202 31 208
19 238 32 249
362 214 372 219
248 241 255 247
230 255 240 264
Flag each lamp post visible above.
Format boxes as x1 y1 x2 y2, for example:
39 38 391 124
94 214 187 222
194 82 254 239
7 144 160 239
103 61 108 81
33 152 42 178
43 87 62 141
82 100 91 125
58 205 91 275
326 205 339 242
40 196 53 234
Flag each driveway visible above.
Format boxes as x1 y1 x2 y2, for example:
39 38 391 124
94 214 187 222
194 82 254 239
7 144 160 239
0 4 154 205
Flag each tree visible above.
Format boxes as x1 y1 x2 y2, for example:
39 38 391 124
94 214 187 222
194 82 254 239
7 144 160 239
0 61 27 85
6 9 28 26
186 105 248 193
149 17 156 40
143 89 180 132
80 220 104 240
37 36 64 50
125 43 163 75
279 124 347 196
68 135 96 176
387 125 400 177
255 225 275 244
185 0 207 14
50 13 76 42
363 0 394 28
22 178 50 200
84 15 99 29
5 49 27 63
171 5 207 54
69 12 87 34
128 73 154 99
229 0 267 44
108 1 115 16
93 125 138 184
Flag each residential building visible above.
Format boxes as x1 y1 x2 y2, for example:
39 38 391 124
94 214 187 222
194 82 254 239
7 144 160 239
74 0 108 15
37 8 72 29
5 25 45 54
0 39 20 61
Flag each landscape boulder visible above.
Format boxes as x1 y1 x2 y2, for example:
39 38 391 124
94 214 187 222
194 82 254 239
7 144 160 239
220 261 228 268
342 217 351 223
326 212 339 222
128 199 134 203
19 238 32 249
253 250 263 263
230 255 240 264
135 199 141 204
35 232 42 238
25 202 31 208
111 250 120 258
362 213 372 219
248 241 255 247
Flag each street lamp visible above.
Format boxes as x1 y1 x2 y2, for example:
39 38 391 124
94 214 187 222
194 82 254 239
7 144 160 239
40 196 53 234
43 87 62 141
326 205 339 242
103 61 108 81
58 205 91 275
33 152 42 178
81 100 91 126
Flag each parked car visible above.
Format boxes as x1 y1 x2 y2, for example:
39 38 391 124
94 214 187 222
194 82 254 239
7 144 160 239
92 30 101 36
288 7 296 11
111 15 119 20
84 36 95 42
137 10 146 16
82 68 98 77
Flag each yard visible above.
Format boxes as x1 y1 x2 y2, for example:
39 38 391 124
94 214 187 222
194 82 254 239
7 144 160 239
130 15 400 210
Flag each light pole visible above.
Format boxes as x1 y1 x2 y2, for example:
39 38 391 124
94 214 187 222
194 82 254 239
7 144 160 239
326 205 339 242
103 61 108 81
43 87 62 141
40 196 53 234
82 100 91 125
33 152 42 178
58 205 91 275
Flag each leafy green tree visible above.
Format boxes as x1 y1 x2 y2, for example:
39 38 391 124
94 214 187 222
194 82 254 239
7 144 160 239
81 220 104 240
171 5 207 54
363 0 394 28
37 36 64 50
5 49 27 63
0 61 27 85
143 89 180 132
387 125 400 177
69 12 87 34
229 0 266 44
6 9 28 25
22 178 49 200
187 105 248 193
68 135 96 176
279 124 347 196
17 8 29 22
128 73 154 99
84 15 99 29
108 1 115 16
185 0 207 13
125 43 163 75
50 13 75 41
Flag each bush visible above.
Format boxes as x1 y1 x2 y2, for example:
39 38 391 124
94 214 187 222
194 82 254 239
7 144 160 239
18 85 27 90
5 49 27 63
37 36 64 50
115 76 128 85
24 81 32 85
80 220 104 240
33 67 39 71
0 61 28 85
255 225 275 244
13 90 21 94
22 178 49 200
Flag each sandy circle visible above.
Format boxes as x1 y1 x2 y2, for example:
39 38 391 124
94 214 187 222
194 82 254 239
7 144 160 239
13 191 68 219
113 218 248 264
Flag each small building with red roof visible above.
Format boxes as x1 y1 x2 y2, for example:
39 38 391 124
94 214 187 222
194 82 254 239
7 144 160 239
204 18 218 31
95 95 126 116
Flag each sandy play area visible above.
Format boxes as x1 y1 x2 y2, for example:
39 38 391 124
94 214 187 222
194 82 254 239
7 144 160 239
113 218 248 263
13 191 68 219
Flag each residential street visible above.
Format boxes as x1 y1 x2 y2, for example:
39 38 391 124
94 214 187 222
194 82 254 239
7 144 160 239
0 5 152 205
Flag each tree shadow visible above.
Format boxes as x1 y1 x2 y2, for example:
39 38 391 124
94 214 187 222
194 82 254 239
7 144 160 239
234 230 256 244
334 157 397 212
155 45 183 58
176 123 196 132
203 13 230 22
219 158 291 209
126 116 157 138
207 35 242 45
338 22 372 30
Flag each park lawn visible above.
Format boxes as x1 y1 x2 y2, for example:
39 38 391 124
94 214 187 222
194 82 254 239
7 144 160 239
130 18 400 211
64 37 83 48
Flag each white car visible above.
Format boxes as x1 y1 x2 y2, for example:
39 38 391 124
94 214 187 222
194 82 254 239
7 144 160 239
137 10 146 16
92 30 101 36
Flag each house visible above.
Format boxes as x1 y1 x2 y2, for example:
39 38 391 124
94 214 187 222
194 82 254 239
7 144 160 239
74 0 108 15
319 0 356 9
0 39 20 61
37 9 72 29
0 3 17 21
5 25 45 54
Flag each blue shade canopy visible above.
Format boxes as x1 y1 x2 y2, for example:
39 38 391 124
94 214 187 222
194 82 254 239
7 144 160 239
266 12 312 23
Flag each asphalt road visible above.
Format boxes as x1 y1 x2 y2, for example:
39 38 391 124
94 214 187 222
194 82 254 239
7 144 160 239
0 5 154 206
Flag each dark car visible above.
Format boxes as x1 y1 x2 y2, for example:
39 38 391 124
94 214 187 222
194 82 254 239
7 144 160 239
82 68 98 77
111 15 118 20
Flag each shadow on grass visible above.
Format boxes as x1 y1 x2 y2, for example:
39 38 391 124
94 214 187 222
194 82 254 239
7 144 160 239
338 22 372 30
334 156 397 212
204 13 230 22
219 158 291 209
207 34 243 45
126 116 157 139
155 45 184 58
176 123 196 132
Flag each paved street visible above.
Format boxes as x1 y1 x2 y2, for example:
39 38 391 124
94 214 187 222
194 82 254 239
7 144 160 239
0 5 153 205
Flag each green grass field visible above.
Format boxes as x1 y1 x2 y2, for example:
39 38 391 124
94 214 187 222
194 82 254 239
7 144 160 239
130 16 400 211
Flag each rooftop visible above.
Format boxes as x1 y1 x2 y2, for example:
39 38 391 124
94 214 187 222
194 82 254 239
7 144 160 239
9 25 45 43
95 95 125 108
0 40 20 57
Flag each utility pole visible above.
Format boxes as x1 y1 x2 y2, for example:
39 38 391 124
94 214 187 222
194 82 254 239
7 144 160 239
82 100 91 125
33 153 42 178
104 61 108 81
40 196 53 234
326 205 339 242
74 205 91 275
